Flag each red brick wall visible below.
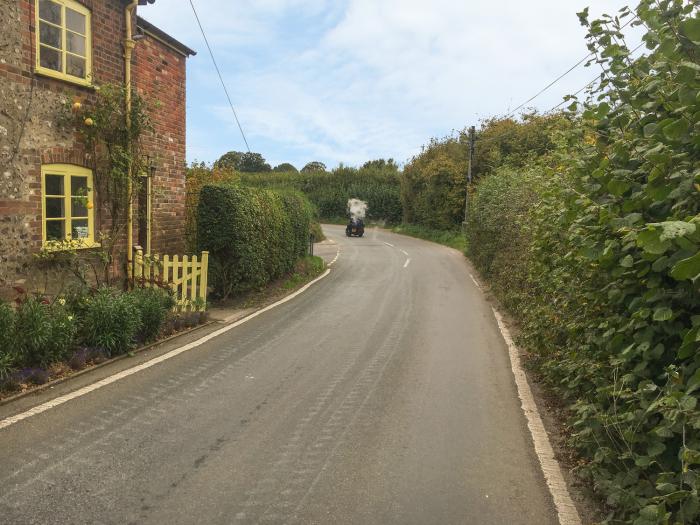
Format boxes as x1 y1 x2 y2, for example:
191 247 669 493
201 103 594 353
0 1 190 295
133 32 188 255
1 0 130 293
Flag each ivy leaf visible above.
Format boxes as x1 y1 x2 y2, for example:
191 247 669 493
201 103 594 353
663 118 689 141
670 251 700 280
653 307 673 321
620 255 634 267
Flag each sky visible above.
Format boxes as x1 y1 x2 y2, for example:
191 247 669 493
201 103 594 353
137 1 641 170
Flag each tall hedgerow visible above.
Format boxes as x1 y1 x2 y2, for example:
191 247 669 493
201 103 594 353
239 163 402 223
468 2 700 522
197 185 314 299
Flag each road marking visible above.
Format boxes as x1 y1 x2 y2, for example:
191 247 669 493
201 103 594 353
492 308 582 525
0 267 334 432
400 249 408 256
383 241 394 247
403 258 411 268
327 245 340 267
469 273 481 289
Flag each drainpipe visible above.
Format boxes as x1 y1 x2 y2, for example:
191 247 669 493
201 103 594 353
124 0 138 279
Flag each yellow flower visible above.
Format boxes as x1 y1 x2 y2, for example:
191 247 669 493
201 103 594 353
84 117 94 126
58 298 66 306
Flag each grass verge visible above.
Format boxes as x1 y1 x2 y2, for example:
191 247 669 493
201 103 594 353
391 224 466 251
213 255 326 310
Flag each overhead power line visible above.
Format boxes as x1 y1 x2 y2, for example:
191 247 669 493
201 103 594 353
502 14 639 121
478 40 646 147
188 0 251 153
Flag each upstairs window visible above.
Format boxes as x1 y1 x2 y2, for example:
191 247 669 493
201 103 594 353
35 0 92 85
41 164 96 247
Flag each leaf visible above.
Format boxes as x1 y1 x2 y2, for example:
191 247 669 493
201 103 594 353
663 118 690 141
620 255 635 267
653 307 673 321
670 251 700 280
647 441 666 457
681 17 700 44
643 123 658 137
637 229 671 254
608 179 631 196
688 369 700 394
659 221 696 241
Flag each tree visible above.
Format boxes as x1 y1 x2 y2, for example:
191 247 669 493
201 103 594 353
361 158 399 172
213 151 244 170
273 163 298 172
238 152 271 172
301 161 326 173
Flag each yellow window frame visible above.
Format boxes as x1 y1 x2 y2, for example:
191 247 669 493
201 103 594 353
34 0 93 87
41 164 98 249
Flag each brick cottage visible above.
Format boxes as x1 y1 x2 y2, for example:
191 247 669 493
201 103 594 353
0 0 195 297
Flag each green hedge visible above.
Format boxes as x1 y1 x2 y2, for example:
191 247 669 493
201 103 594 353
239 166 402 223
467 3 700 520
197 185 314 299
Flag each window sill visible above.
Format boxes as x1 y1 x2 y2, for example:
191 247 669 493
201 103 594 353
35 67 94 89
41 240 101 252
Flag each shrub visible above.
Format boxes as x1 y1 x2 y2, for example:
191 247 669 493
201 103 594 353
80 288 141 356
129 287 174 342
14 297 77 367
0 302 16 383
188 161 402 231
0 302 15 369
467 2 700 521
197 185 313 299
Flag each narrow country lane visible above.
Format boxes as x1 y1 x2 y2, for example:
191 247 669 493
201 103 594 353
0 225 559 525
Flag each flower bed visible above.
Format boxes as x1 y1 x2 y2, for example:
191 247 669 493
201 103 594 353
0 286 206 395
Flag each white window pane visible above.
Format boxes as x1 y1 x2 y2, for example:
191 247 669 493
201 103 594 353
66 54 85 78
67 32 85 56
39 21 61 49
39 0 61 24
40 45 62 71
65 8 86 34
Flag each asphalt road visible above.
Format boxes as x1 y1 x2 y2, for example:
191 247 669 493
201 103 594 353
0 225 559 525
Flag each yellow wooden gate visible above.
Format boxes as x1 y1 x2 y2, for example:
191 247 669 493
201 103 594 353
132 249 209 311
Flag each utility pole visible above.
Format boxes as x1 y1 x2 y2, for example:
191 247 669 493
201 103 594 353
462 125 476 228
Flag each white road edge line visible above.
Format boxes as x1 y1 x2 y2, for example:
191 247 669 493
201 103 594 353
383 241 394 247
492 308 582 525
403 258 411 268
469 273 481 289
0 246 341 432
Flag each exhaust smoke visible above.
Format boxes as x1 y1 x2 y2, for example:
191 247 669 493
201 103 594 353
347 198 368 220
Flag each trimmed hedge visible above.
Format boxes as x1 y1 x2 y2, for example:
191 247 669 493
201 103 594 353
239 166 402 223
197 185 314 299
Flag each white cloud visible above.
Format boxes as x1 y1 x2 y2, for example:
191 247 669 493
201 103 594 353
140 0 638 167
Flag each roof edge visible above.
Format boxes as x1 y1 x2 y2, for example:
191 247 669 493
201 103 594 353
136 16 197 57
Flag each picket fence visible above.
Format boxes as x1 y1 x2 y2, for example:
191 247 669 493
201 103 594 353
132 248 209 311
